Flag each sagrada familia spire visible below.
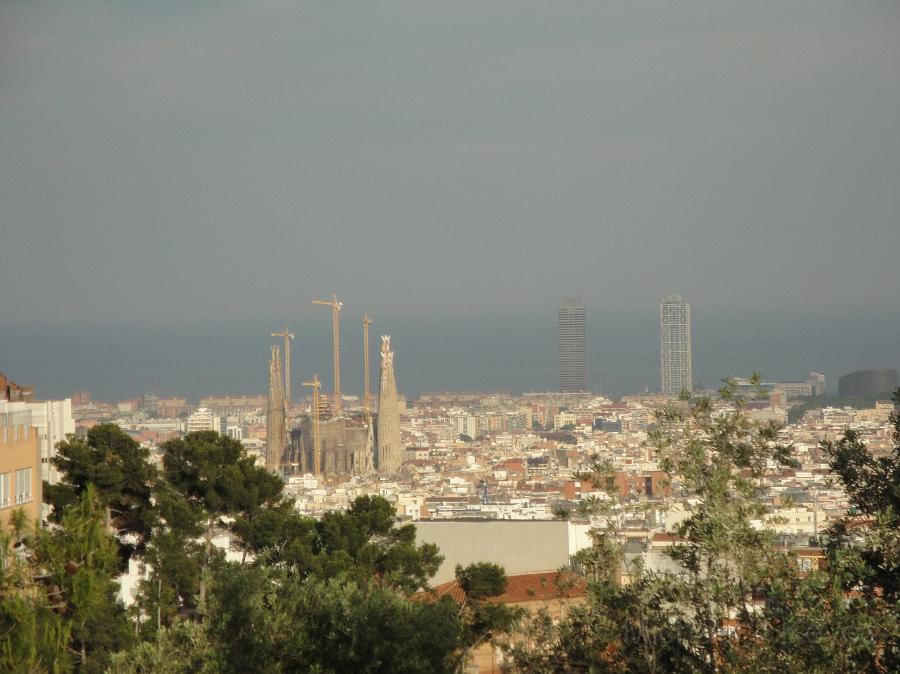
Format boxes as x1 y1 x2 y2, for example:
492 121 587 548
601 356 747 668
266 344 286 473
354 420 374 476
376 335 402 474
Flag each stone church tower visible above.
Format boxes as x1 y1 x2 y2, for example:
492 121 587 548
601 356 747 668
265 344 286 473
376 336 402 474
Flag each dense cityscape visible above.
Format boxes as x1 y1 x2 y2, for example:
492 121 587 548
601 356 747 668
3 2 899 672
3 294 898 671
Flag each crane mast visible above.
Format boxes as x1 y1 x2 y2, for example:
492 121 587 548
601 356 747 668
363 314 374 415
312 294 343 416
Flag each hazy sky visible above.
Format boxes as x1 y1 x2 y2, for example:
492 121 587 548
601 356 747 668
2 1 898 323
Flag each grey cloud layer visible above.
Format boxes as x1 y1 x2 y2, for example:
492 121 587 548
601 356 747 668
1 1 898 321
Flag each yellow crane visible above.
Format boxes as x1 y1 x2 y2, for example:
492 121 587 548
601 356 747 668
271 326 295 405
363 314 374 415
312 294 343 416
303 374 322 477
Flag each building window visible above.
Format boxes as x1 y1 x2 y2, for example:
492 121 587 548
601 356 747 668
0 473 9 508
15 467 32 504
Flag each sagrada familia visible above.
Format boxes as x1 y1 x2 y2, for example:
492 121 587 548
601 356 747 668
265 333 403 479
375 336 402 474
265 344 286 474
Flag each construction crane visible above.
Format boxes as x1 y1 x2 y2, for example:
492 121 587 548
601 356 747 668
271 326 295 405
303 374 322 477
362 314 374 415
312 294 343 416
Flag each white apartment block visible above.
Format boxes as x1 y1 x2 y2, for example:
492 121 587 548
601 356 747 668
185 407 220 433
0 398 74 484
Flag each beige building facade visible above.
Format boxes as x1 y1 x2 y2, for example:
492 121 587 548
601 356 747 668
0 424 42 530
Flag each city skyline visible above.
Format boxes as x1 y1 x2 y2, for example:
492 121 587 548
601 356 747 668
3 3 899 670
2 305 899 404
1 0 898 402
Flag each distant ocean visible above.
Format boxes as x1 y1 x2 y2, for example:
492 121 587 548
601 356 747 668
1 310 897 403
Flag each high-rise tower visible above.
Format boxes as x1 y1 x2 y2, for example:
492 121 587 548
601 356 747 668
376 335 402 474
558 297 586 392
660 294 692 396
265 345 287 473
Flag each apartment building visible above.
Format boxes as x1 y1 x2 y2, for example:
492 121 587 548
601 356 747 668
0 423 42 530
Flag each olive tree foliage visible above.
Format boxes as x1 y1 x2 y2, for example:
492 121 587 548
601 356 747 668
824 390 900 603
106 620 217 674
716 388 900 672
816 388 900 669
506 569 701 674
506 376 900 674
650 377 798 668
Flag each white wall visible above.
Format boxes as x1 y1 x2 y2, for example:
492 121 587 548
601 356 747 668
414 520 592 584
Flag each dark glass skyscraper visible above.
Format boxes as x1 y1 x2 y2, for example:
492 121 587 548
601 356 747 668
558 297 586 392
660 294 692 396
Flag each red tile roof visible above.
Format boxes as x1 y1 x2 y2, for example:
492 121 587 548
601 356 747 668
421 571 587 606
651 532 682 543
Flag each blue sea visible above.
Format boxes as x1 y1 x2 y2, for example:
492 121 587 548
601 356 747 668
1 310 897 402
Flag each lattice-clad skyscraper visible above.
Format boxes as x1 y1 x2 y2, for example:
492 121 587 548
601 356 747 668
660 294 692 396
265 344 286 473
558 297 586 392
376 336 402 474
